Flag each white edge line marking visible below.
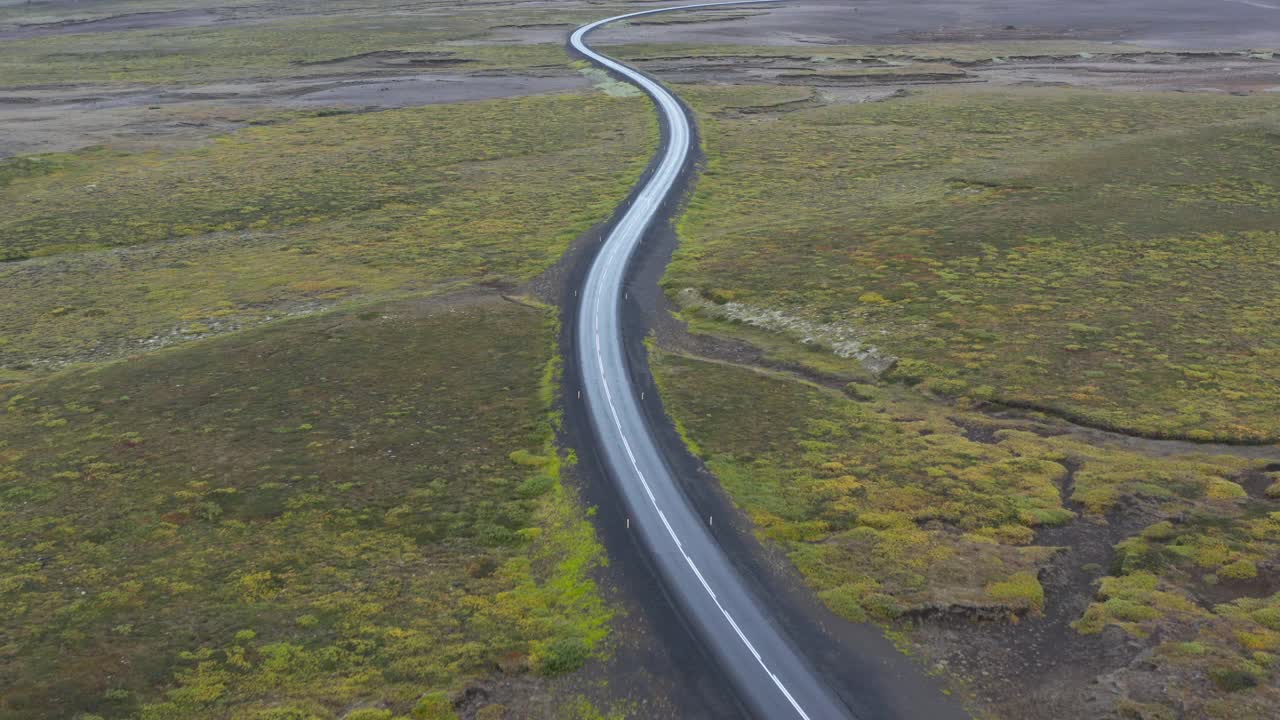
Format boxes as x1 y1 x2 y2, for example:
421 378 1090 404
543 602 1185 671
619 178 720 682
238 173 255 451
572 3 813 719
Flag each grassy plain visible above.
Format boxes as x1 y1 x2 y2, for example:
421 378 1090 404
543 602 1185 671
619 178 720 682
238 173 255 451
0 92 653 372
606 41 1155 63
653 73 1280 716
654 349 1280 717
654 351 1262 614
0 2 660 717
2 94 647 259
0 0 613 86
667 84 1280 442
9 0 1279 716
0 298 618 720
0 24 568 86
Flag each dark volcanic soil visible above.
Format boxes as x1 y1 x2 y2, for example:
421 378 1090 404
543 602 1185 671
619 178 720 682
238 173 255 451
595 0 1280 50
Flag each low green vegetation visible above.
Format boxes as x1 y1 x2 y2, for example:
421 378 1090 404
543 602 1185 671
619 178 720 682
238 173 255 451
607 41 1157 64
1 3 654 715
1070 505 1280 718
0 91 653 372
646 56 1280 718
0 0 602 87
652 351 1264 617
624 10 768 27
668 84 1280 441
2 93 646 260
0 25 569 87
0 297 614 720
654 348 1280 714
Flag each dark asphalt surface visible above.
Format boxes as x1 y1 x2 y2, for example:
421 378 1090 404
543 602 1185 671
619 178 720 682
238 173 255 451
570 3 854 718
565 1 1278 718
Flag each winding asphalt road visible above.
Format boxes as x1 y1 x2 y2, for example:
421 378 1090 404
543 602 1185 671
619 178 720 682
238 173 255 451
570 3 853 718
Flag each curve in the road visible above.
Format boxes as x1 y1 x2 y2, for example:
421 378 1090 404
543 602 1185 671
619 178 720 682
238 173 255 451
570 3 853 719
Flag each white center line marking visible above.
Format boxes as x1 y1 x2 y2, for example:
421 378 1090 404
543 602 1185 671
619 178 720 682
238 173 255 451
573 3 815 718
